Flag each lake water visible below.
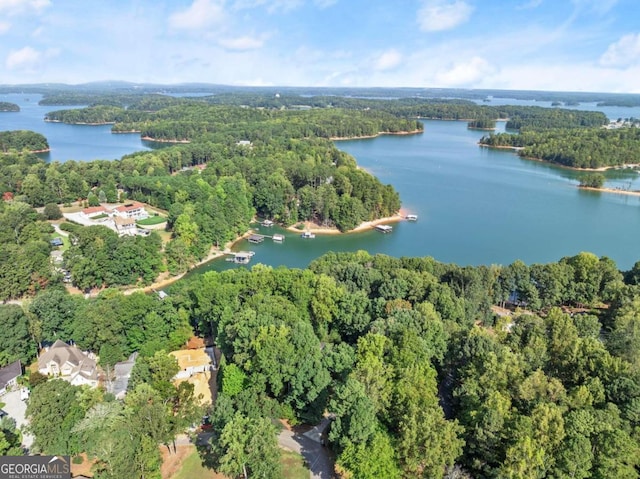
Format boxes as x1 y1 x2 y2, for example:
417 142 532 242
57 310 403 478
0 93 151 162
2 93 640 270
191 119 640 274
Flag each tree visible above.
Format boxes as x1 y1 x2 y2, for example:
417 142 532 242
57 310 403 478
328 377 378 451
0 305 36 366
26 380 85 455
214 413 282 479
43 203 63 220
336 429 401 479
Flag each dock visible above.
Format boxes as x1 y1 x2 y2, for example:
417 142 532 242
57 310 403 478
301 231 316 239
248 234 265 244
226 251 256 264
261 219 274 227
375 224 393 233
272 234 285 242
406 214 418 221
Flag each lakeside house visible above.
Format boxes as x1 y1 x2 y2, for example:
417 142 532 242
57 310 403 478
113 216 137 236
113 201 148 220
38 340 98 387
0 360 22 396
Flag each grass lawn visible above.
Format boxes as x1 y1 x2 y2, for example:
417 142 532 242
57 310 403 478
137 215 167 226
170 447 219 479
168 448 310 479
50 232 71 251
282 450 310 479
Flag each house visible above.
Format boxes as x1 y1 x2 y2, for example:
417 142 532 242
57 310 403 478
113 216 137 236
236 140 252 147
106 352 138 400
81 205 110 219
113 201 148 220
169 348 213 380
38 340 98 387
0 360 22 396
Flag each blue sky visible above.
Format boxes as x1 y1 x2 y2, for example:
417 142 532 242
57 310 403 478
1 0 639 92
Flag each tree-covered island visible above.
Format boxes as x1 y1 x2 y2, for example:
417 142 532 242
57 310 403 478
0 101 20 112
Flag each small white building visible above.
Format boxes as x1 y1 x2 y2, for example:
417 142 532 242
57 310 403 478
81 205 111 219
170 349 213 380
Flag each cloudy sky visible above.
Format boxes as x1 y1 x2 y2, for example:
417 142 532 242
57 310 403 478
1 0 639 92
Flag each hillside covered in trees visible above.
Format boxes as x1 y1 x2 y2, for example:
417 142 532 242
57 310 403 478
3 250 640 477
0 130 49 152
480 127 640 169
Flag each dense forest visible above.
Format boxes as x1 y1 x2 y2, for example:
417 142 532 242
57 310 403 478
3 250 640 477
480 127 640 169
0 130 49 152
0 100 409 295
0 101 20 112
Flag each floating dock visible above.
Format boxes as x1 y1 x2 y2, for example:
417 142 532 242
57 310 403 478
261 219 274 227
375 224 393 233
301 231 316 239
272 234 285 242
406 214 418 221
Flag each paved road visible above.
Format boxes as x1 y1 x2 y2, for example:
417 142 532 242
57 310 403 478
278 418 334 479
2 389 34 450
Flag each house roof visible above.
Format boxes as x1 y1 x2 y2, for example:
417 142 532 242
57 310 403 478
82 205 108 215
170 349 212 371
114 202 145 213
0 360 21 390
114 216 136 226
108 352 138 398
38 340 97 382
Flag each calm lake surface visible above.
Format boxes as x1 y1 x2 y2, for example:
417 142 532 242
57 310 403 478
0 93 151 162
190 119 640 275
2 93 640 271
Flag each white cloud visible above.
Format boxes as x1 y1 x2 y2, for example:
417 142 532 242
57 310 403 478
435 56 495 86
374 49 403 71
417 0 473 32
571 0 618 14
169 0 226 30
0 0 49 15
218 35 266 51
6 46 41 70
600 33 640 68
0 21 10 34
232 0 302 13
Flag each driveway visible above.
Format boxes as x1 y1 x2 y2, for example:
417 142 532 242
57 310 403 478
1 389 34 450
278 418 334 479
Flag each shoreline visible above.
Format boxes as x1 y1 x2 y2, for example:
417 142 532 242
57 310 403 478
578 186 640 197
480 144 640 172
141 136 191 144
330 129 423 141
120 233 251 295
285 210 407 235
44 119 116 125
1 148 51 154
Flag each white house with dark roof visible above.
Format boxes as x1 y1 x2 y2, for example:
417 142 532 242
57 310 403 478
0 360 22 396
38 340 98 387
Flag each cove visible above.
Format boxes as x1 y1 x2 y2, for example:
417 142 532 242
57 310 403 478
190 119 640 275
